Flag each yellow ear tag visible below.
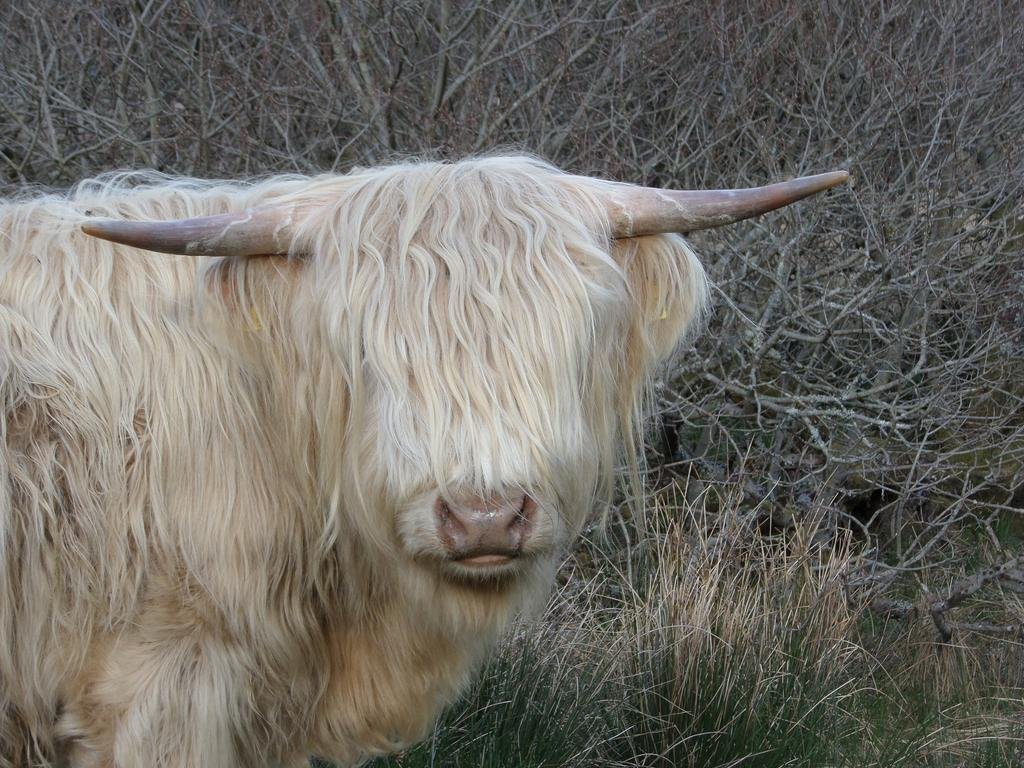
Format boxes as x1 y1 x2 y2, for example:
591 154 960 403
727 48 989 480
659 308 669 321
250 307 264 332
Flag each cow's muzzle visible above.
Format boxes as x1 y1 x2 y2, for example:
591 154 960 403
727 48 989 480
435 492 536 566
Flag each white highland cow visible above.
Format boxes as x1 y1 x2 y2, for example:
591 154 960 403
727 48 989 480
0 156 846 767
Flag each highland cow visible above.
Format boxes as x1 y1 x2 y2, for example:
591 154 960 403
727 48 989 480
0 156 846 766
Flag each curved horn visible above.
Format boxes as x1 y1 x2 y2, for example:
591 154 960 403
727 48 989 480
81 206 298 257
604 171 850 238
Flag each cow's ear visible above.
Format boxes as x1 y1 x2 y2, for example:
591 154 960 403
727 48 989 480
615 234 709 372
610 234 709 481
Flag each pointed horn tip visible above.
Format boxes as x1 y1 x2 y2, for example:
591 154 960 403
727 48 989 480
81 220 112 238
821 169 851 188
80 218 193 255
81 219 136 244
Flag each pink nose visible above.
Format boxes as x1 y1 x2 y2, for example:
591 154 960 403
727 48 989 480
435 492 535 564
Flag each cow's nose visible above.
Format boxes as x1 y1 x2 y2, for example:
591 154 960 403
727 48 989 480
435 492 535 565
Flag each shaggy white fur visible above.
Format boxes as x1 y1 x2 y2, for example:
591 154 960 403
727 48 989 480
0 156 708 767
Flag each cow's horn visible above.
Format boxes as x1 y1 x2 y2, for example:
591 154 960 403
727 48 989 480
81 206 297 257
604 171 849 238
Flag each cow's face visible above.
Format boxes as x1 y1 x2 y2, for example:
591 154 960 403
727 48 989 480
301 160 708 585
79 156 841 587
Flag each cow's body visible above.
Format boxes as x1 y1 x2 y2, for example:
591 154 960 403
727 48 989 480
0 158 709 767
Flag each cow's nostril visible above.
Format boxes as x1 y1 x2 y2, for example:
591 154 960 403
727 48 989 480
435 499 453 524
510 494 536 533
519 494 536 519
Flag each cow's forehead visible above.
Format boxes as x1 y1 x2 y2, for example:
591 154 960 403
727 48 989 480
298 165 630 497
300 157 612 261
306 159 629 363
